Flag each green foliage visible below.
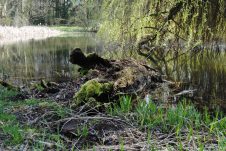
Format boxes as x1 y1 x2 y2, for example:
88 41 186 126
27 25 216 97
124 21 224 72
209 116 226 134
0 85 225 149
165 102 201 134
107 96 225 136
76 124 89 137
38 101 69 118
0 86 18 101
2 124 23 145
218 135 226 151
107 95 132 115
98 0 226 78
69 0 103 28
0 88 70 146
24 99 40 106
35 84 45 91
99 0 226 46
31 130 66 150
78 68 90 76
135 99 162 128
0 88 24 145
0 113 16 122
118 95 132 113
51 26 89 32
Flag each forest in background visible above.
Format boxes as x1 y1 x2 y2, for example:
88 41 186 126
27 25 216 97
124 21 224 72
0 0 102 27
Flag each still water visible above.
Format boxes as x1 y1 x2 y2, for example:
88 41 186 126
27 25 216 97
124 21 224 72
174 51 226 110
0 32 103 85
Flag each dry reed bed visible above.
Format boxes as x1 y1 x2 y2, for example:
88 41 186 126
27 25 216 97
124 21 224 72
0 26 62 45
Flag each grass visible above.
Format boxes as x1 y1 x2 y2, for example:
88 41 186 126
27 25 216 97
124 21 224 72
107 95 133 115
0 86 225 150
51 26 94 32
0 86 70 149
0 86 23 145
107 96 226 150
0 86 18 100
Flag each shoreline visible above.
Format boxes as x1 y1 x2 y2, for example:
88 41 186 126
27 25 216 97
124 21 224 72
0 26 62 45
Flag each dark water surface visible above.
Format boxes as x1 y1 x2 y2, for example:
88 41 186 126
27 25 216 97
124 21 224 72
0 32 103 85
173 51 226 111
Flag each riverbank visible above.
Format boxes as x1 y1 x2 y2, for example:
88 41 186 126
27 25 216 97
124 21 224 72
0 26 62 45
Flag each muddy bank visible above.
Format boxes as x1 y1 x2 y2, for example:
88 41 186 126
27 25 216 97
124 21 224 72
0 26 62 45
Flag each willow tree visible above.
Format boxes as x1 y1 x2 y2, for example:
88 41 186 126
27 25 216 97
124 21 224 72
99 0 226 47
98 0 226 75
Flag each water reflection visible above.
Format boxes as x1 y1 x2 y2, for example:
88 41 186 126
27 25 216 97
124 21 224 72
175 51 226 110
0 32 103 85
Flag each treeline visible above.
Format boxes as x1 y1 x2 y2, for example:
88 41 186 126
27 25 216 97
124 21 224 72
0 0 102 27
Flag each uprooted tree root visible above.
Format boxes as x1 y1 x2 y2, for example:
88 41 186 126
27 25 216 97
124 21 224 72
69 48 165 105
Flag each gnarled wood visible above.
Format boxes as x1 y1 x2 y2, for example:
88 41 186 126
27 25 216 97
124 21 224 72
70 49 164 104
69 48 111 69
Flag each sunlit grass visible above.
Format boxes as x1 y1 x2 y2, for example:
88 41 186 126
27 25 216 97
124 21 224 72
51 26 89 32
107 95 226 150
109 96 225 133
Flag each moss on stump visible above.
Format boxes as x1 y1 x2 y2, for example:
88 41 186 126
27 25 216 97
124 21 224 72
74 79 113 105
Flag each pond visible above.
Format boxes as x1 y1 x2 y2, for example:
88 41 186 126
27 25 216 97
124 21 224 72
0 32 103 85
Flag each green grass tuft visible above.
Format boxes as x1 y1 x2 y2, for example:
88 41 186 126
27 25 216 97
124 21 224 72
51 26 90 32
